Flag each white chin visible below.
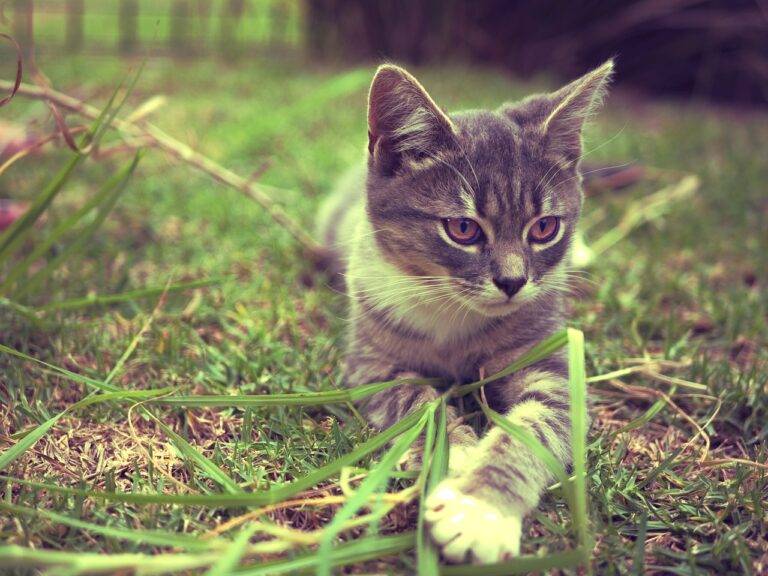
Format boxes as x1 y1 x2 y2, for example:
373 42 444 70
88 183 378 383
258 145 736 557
475 299 522 317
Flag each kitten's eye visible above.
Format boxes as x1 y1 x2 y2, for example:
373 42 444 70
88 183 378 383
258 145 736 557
529 216 560 243
443 218 483 245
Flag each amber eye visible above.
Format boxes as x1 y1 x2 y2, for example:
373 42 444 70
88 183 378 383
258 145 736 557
528 216 560 243
443 218 483 245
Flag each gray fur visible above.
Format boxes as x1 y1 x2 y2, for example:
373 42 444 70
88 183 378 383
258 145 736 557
317 61 613 563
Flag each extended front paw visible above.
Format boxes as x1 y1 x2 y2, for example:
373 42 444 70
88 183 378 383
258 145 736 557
424 479 522 564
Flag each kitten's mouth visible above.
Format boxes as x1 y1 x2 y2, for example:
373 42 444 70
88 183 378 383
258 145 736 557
471 297 525 317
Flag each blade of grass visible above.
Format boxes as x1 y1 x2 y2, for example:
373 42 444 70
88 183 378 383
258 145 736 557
0 63 139 266
631 513 649 576
418 399 448 576
0 152 141 293
37 277 224 313
204 525 259 575
0 343 115 392
0 152 82 266
440 548 585 575
0 406 429 507
477 399 570 497
316 406 431 576
0 387 172 471
635 445 685 491
0 338 434 409
0 502 219 551
13 151 143 299
0 545 213 575
0 296 166 470
566 327 592 562
454 330 568 397
150 414 243 495
0 340 426 495
615 392 673 434
1 298 239 494
0 410 64 473
236 532 416 576
153 377 439 408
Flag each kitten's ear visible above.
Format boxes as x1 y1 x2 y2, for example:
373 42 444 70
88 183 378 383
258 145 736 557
505 60 614 163
367 64 456 175
540 59 614 162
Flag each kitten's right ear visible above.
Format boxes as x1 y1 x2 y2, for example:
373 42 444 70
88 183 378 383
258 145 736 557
367 64 456 176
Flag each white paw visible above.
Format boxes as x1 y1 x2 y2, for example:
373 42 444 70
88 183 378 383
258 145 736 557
425 480 522 564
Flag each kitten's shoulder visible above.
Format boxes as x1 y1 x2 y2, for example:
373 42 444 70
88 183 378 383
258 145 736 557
315 163 367 273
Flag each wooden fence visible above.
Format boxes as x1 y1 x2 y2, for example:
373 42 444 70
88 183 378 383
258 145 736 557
9 0 303 58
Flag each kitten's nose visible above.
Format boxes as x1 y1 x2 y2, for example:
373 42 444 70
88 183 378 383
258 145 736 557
493 277 526 298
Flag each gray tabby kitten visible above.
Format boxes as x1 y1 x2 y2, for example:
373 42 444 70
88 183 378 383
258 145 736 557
317 61 613 563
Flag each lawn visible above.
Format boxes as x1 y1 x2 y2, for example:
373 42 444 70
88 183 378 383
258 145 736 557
1 50 767 575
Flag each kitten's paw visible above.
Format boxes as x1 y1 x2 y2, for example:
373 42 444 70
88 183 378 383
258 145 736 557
425 480 522 564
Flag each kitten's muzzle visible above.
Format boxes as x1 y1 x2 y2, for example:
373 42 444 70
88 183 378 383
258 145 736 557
492 276 527 299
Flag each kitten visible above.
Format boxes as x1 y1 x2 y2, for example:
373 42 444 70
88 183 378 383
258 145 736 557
317 61 613 564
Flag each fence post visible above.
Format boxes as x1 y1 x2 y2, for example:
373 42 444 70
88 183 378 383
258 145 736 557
12 0 34 63
65 0 84 53
169 0 191 56
218 0 245 59
270 0 289 46
193 0 211 52
118 0 139 55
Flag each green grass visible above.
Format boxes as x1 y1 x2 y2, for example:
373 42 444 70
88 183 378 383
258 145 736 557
0 48 767 576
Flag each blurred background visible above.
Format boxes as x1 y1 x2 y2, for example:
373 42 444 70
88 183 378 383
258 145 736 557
5 0 767 105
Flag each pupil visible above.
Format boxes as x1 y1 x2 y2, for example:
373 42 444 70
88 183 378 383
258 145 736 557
540 220 547 231
460 221 468 233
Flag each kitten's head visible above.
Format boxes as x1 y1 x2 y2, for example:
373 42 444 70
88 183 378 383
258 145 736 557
363 61 613 317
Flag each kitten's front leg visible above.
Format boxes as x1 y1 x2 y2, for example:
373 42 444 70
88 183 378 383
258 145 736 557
364 374 478 470
425 361 572 564
347 359 478 468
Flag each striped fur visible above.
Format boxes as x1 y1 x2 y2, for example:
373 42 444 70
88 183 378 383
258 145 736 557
317 61 613 564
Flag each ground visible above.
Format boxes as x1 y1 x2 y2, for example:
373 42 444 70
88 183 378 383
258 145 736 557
0 51 767 575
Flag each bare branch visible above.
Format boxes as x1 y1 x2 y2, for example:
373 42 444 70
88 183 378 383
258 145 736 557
0 79 324 258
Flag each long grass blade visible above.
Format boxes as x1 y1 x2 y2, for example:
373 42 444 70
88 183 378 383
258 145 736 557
477 399 570 495
153 377 438 408
0 340 425 497
0 411 64 473
150 415 243 495
0 63 139 266
0 502 218 551
204 525 259 575
237 533 416 576
37 277 223 312
316 407 430 576
0 152 83 265
440 548 586 575
0 387 172 470
418 400 447 576
0 545 213 575
454 330 568 397
13 151 143 299
566 327 592 560
0 406 428 507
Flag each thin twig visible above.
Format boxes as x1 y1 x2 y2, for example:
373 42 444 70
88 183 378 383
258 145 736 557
203 485 419 538
607 379 711 461
0 79 324 258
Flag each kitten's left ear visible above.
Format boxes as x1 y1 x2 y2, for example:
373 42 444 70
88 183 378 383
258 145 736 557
541 59 614 162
